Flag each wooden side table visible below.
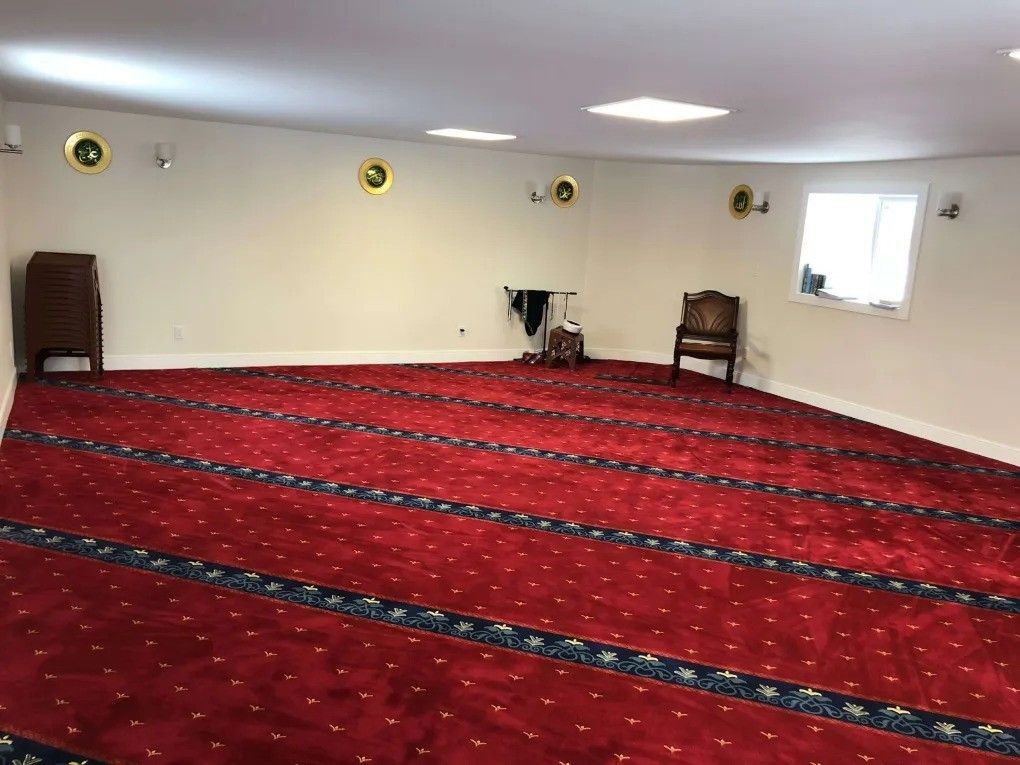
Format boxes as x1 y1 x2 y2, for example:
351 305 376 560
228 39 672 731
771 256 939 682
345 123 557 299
546 327 584 370
25 251 104 380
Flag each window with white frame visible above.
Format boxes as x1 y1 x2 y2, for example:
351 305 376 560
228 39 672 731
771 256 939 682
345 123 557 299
791 184 928 318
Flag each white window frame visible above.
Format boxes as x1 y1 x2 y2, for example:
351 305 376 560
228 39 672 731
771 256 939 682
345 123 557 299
788 181 930 320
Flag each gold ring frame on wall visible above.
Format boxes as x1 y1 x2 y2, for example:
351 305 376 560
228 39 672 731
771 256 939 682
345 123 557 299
551 175 579 208
728 184 753 219
65 131 112 174
358 158 394 195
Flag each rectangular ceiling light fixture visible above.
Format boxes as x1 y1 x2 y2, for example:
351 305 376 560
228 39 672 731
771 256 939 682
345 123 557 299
584 96 730 123
426 128 516 141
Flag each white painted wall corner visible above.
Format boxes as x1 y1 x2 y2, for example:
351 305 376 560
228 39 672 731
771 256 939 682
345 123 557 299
0 368 16 445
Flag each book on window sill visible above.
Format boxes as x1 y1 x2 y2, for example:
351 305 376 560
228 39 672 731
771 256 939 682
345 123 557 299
800 264 813 294
815 288 854 301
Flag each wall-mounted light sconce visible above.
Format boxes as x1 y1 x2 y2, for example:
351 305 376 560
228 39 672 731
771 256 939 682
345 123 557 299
751 191 771 214
936 192 961 220
1 125 23 155
155 142 175 169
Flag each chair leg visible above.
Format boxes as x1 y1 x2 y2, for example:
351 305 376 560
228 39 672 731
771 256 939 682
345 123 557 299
725 357 735 393
669 357 680 387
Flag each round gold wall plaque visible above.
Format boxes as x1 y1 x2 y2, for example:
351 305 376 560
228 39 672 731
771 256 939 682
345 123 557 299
551 175 579 208
358 158 393 195
65 131 112 174
729 184 753 219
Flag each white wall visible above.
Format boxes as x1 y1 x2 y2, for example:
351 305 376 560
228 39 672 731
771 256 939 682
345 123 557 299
0 94 17 441
3 102 593 367
4 100 1018 464
581 158 1020 464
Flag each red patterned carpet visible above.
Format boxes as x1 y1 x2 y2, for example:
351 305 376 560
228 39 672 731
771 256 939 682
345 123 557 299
0 360 1017 764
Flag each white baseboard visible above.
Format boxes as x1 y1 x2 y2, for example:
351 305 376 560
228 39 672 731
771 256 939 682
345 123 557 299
0 367 16 445
587 347 1020 467
39 348 525 372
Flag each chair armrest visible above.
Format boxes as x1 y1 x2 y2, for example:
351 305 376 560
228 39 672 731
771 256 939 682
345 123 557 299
673 325 686 365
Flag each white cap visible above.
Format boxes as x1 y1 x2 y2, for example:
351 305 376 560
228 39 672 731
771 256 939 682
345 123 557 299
4 125 21 149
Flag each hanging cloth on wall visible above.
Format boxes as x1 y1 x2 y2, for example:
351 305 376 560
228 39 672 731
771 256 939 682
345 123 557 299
511 289 550 336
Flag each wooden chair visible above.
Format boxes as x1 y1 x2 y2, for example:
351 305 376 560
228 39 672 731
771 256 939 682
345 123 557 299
669 290 739 392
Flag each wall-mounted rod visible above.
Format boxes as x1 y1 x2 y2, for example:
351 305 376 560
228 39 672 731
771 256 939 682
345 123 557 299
503 286 578 295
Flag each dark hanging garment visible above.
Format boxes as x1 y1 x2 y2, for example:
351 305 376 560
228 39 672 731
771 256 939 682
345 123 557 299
511 289 550 336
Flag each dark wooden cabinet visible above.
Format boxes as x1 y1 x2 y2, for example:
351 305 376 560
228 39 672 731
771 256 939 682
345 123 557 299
25 251 104 380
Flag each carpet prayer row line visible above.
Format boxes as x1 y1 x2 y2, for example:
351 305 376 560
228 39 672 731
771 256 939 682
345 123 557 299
1 360 1017 764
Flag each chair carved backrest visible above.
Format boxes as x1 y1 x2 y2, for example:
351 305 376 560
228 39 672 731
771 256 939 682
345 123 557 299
681 290 739 339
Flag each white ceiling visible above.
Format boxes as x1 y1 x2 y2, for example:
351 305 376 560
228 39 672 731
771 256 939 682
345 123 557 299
1 0 1019 163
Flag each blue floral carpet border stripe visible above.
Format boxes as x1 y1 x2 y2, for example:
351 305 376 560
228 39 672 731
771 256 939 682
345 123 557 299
220 367 1019 480
595 373 672 387
0 729 102 764
407 363 855 421
0 520 1016 758
6 428 1017 616
109 375 1017 533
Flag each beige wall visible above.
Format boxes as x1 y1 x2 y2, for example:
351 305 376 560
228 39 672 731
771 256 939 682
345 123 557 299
0 94 17 439
4 102 593 366
3 100 1017 463
581 158 1020 462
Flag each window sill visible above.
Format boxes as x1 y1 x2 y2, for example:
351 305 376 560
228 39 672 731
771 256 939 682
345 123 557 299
787 292 910 320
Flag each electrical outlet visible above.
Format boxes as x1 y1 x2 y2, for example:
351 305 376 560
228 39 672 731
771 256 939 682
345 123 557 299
172 324 185 342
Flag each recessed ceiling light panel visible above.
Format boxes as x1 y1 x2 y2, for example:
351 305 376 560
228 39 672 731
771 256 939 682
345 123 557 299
426 128 516 141
584 96 730 123
999 48 1020 61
